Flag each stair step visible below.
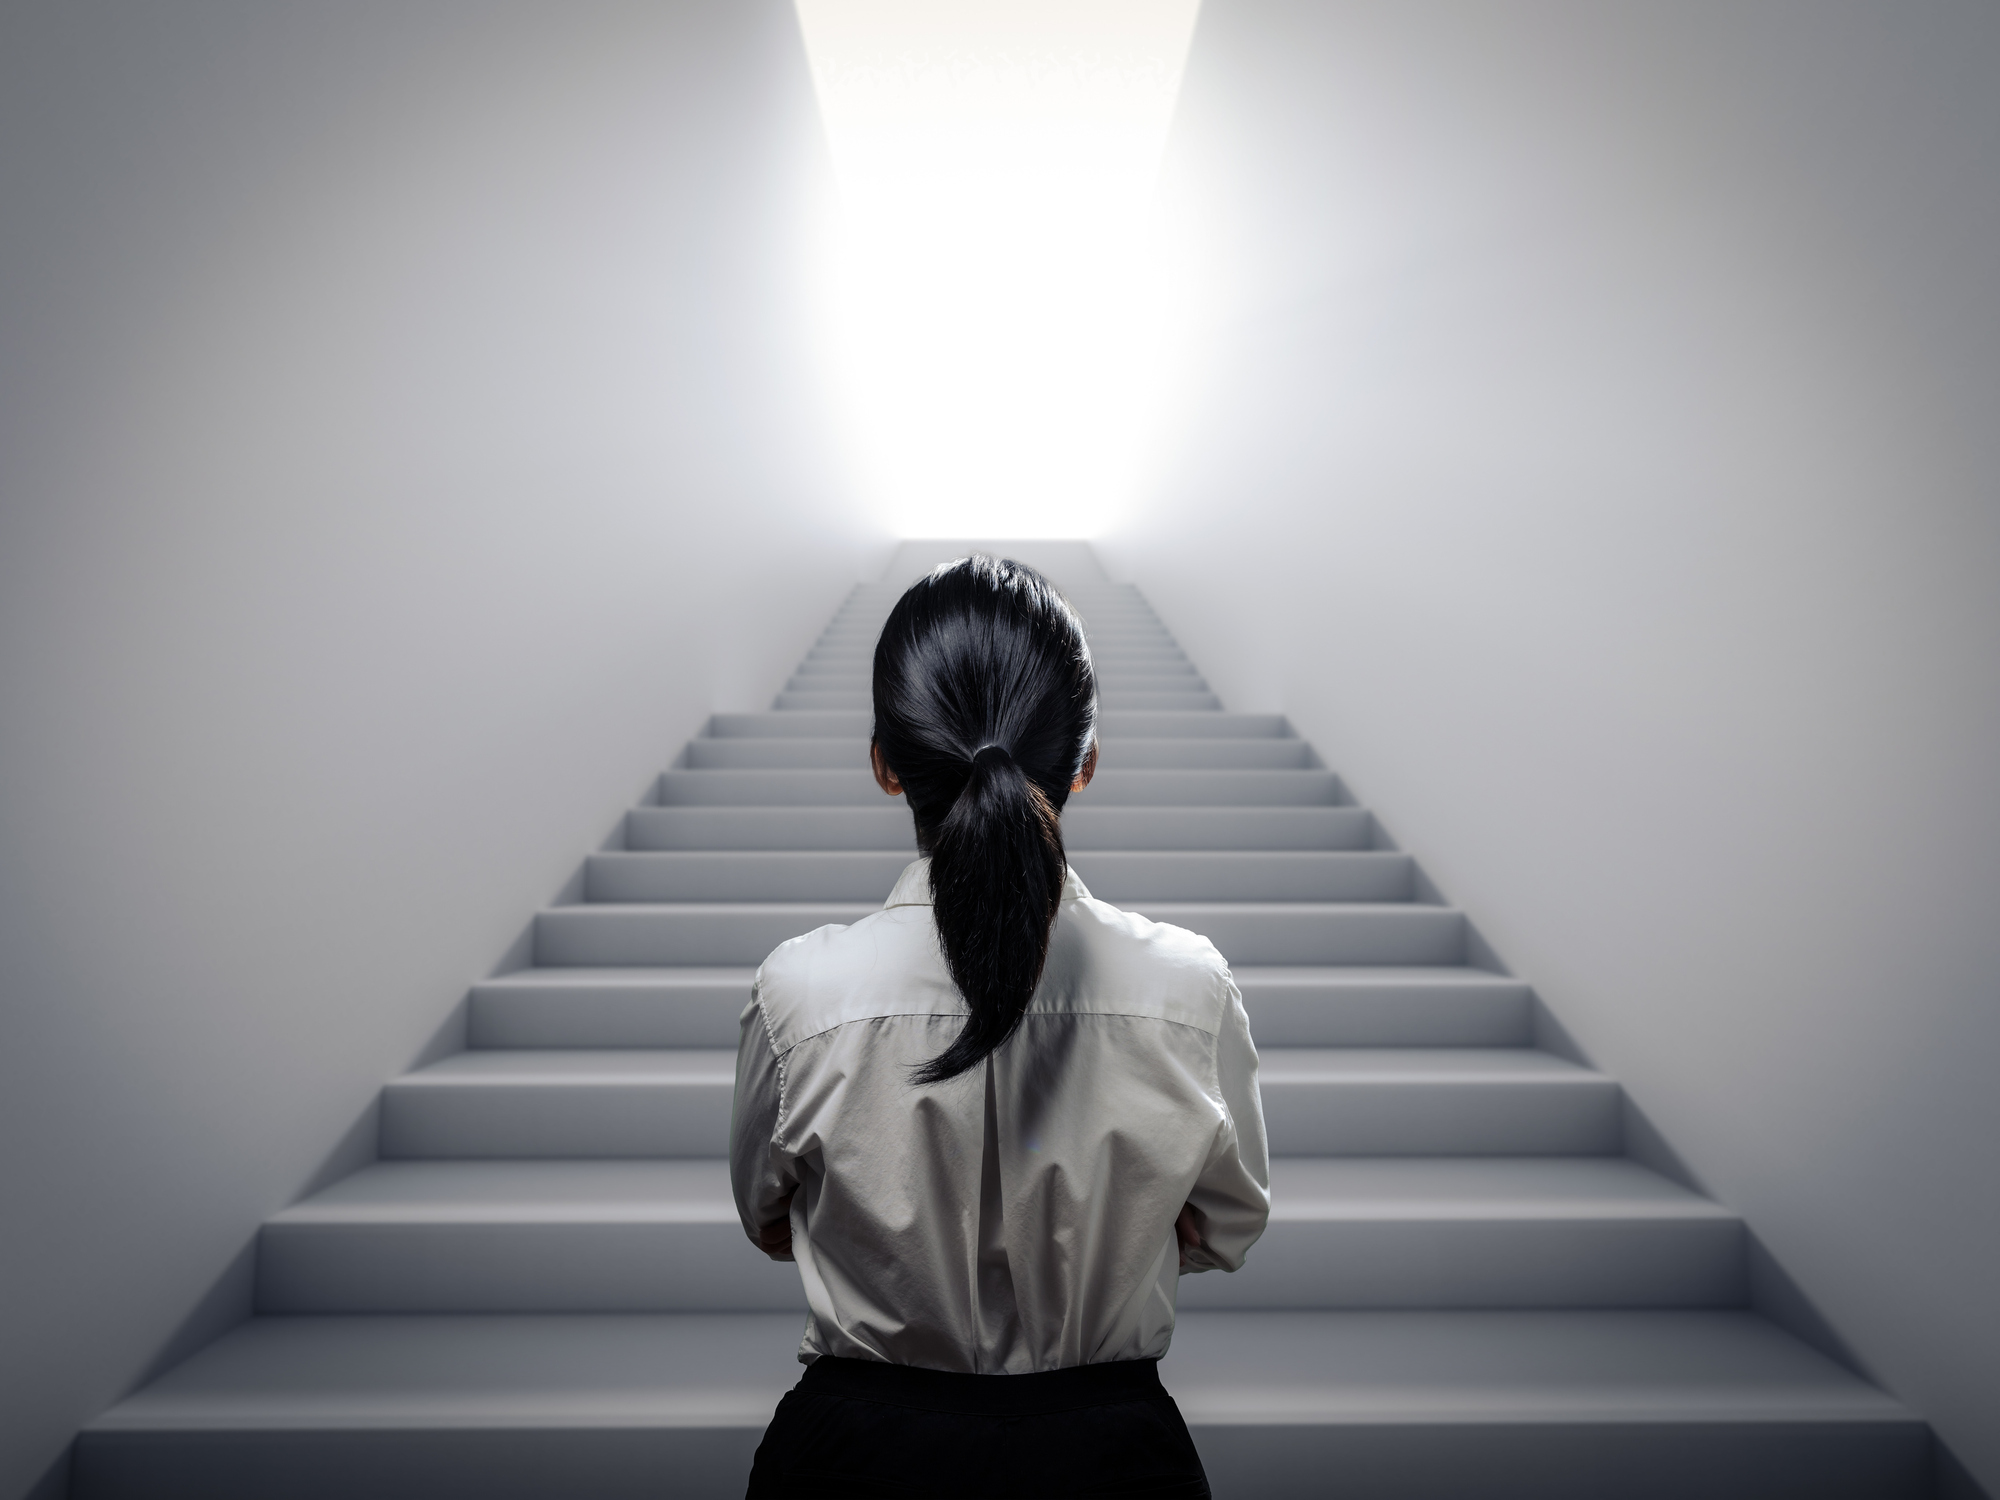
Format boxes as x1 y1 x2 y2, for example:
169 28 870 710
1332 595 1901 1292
625 806 919 851
626 804 1371 851
772 690 872 710
534 904 875 967
466 965 1531 1051
1166 1309 1926 1500
1180 1157 1743 1309
1259 1049 1620 1155
655 769 1344 807
703 709 1289 740
586 851 913 902
380 1050 734 1158
1123 903 1467 966
1096 690 1223 710
706 711 872 738
256 1162 796 1313
536 901 1461 967
681 735 1313 770
773 688 1229 711
1236 967 1533 1047
377 1044 1591 1158
78 1311 1921 1500
583 850 1415 903
255 1157 1738 1314
788 668 1211 689
1097 711 1290 738
468 968 753 1049
683 738 868 769
75 1313 799 1500
1092 673 1214 692
1091 737 1312 768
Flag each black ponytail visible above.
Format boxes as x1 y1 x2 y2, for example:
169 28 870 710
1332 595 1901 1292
872 556 1097 1085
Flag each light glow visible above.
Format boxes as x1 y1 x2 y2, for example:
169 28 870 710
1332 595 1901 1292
795 0 1200 537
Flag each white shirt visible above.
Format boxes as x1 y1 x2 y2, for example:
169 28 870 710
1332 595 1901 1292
731 857 1271 1374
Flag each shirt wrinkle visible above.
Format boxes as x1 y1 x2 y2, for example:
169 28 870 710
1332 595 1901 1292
732 856 1271 1373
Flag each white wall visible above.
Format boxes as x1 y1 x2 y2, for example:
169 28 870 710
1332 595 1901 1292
0 4 885 1495
1102 1 2000 1490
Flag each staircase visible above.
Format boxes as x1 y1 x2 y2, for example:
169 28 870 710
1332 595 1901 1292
77 543 1928 1498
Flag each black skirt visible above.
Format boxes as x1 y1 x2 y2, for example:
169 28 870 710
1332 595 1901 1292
744 1355 1212 1499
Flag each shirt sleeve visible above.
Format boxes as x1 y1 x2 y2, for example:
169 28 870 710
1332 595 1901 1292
730 984 799 1260
1180 973 1272 1273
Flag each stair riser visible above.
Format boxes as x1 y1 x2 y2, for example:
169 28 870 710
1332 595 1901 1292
683 738 1313 770
535 907 873 967
1097 712 1289 738
655 770 1343 807
583 852 1413 904
707 710 1289 739
707 711 872 738
536 905 1462 967
786 672 1206 693
627 807 918 851
256 1221 805 1314
467 978 1530 1051
468 983 749 1049
1089 740 1309 769
792 660 1200 680
379 1079 734 1158
1181 1215 1746 1309
69 1420 1930 1500
684 740 870 770
586 852 909 902
775 690 1225 711
374 1073 1596 1158
73 1429 769 1500
1182 1422 1929 1500
1238 979 1533 1048
627 805 1370 851
1101 691 1224 710
1125 907 1466 967
1259 1078 1621 1155
255 1214 1741 1314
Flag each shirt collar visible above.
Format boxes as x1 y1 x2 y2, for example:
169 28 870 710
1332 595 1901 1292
884 856 1092 909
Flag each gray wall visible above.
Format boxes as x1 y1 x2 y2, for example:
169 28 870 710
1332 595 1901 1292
1102 1 2000 1490
0 4 884 1496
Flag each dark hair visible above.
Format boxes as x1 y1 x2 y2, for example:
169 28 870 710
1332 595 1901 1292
872 555 1098 1084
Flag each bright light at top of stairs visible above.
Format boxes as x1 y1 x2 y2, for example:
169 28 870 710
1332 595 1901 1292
794 0 1200 540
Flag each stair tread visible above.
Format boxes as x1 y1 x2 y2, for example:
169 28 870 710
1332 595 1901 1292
85 1313 804 1429
271 1157 1719 1225
544 902 879 916
86 1310 1909 1432
269 1161 733 1221
1235 965 1520 986
475 964 1512 989
1265 1158 1731 1219
397 1046 1583 1086
1127 901 1453 915
1167 1310 1911 1423
396 1050 735 1083
474 967 757 990
1259 1048 1603 1083
544 900 1444 915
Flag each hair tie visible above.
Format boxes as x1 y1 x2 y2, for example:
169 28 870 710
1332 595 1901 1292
972 744 1012 770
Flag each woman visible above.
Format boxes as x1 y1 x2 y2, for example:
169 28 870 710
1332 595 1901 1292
731 556 1270 1498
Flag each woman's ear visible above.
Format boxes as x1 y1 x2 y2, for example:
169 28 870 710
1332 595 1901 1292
1070 741 1099 793
870 740 903 797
